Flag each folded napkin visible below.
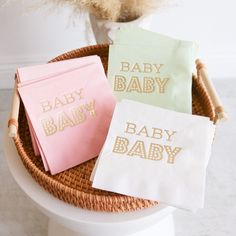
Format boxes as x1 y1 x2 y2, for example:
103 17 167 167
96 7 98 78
17 56 99 157
18 56 116 174
107 26 198 113
17 56 98 86
92 99 215 211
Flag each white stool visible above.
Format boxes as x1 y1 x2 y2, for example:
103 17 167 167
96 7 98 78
3 129 176 236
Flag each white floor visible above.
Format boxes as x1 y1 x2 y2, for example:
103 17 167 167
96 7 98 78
0 80 236 236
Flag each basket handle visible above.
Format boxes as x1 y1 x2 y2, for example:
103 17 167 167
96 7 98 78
196 59 228 122
8 78 20 138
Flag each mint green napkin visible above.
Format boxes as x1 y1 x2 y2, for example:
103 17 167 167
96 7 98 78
107 26 198 113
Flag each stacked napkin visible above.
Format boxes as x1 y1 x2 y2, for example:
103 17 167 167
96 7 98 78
17 56 116 174
107 26 198 114
91 100 215 211
17 56 98 157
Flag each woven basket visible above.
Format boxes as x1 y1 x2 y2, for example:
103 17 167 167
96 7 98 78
11 44 216 212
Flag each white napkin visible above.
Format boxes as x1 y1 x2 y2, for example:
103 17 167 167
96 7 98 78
92 99 215 211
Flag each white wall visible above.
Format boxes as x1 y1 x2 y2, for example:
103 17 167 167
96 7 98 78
0 0 235 88
0 1 94 88
151 0 236 80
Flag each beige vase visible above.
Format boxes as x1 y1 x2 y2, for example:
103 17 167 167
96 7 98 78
89 13 153 44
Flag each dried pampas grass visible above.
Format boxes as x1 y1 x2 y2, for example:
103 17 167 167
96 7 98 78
43 0 167 22
1 0 168 21
119 0 164 22
41 0 121 21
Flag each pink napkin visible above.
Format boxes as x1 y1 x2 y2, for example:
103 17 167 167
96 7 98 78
17 57 116 174
17 56 98 86
17 56 99 158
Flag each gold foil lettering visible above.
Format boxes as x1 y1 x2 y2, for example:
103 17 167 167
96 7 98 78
83 100 96 118
153 64 164 73
148 143 163 160
120 62 164 73
127 140 146 159
58 111 74 131
72 107 86 124
143 63 152 73
155 78 169 93
64 93 75 104
113 136 129 153
40 89 83 113
137 126 149 138
131 63 142 73
114 75 126 91
120 62 130 72
41 101 52 113
151 128 163 139
164 145 182 164
54 97 65 109
112 122 183 164
40 98 96 136
74 89 83 99
113 76 169 94
127 77 142 92
41 117 57 136
165 130 177 141
125 122 136 134
143 77 155 93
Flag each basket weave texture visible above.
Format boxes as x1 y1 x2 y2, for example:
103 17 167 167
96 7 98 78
13 44 215 212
